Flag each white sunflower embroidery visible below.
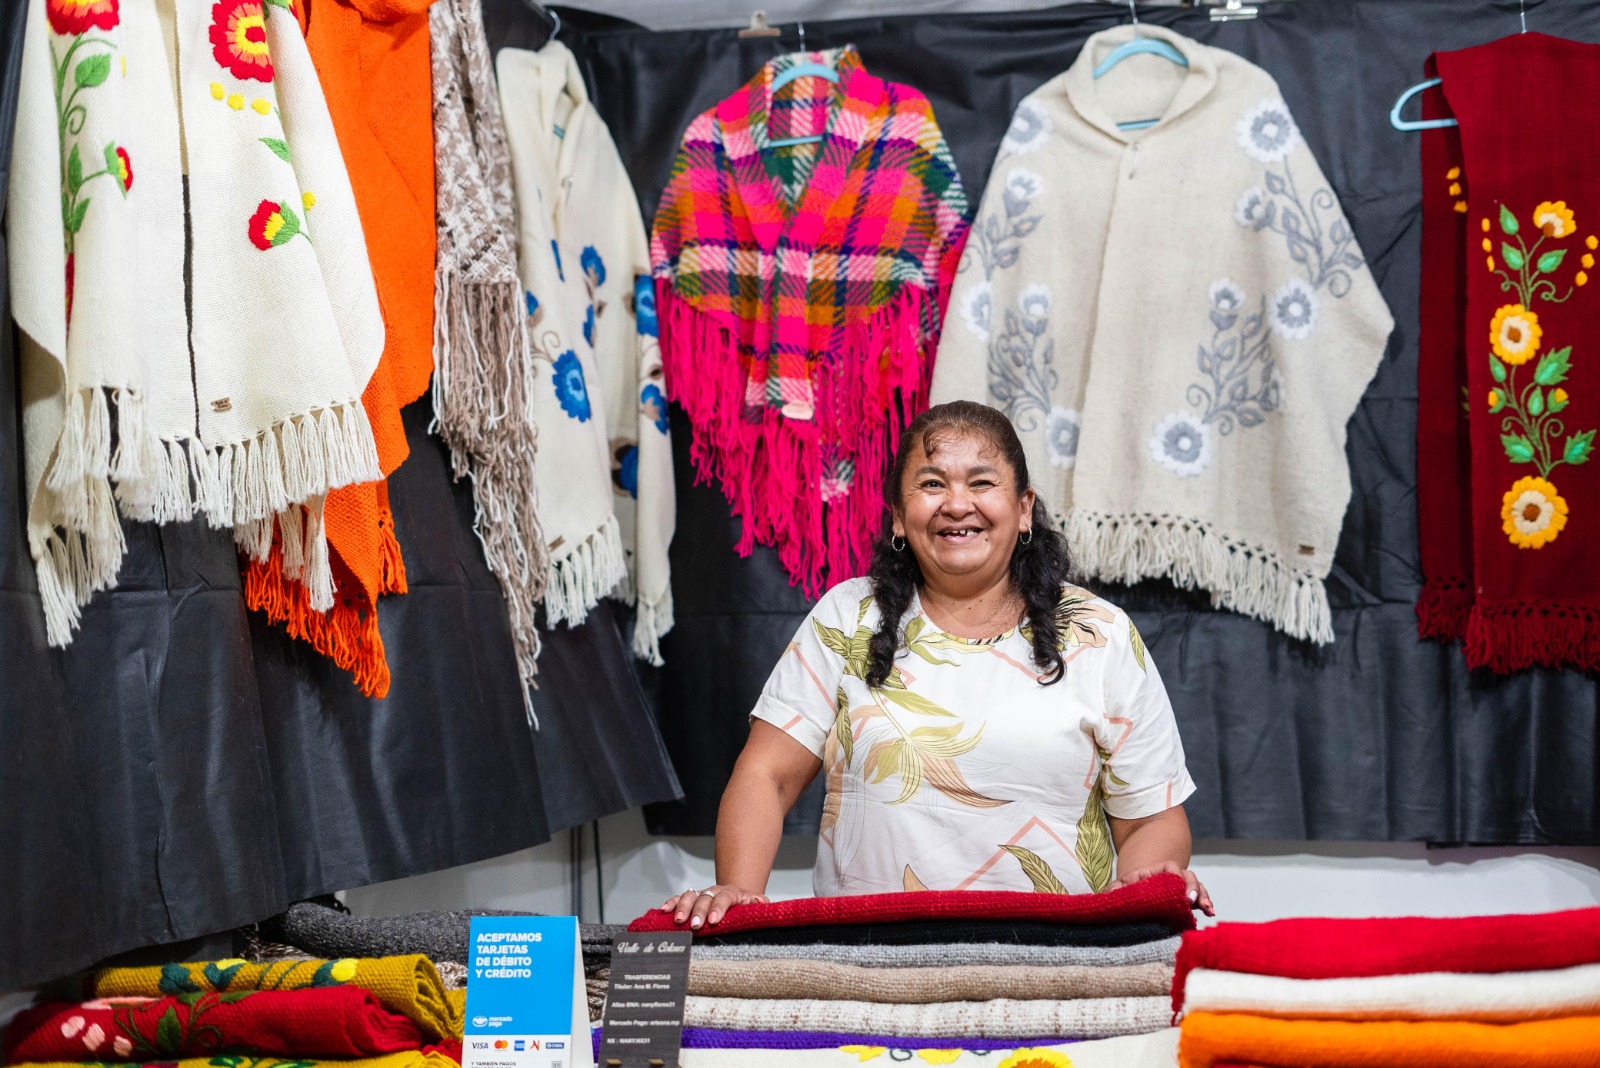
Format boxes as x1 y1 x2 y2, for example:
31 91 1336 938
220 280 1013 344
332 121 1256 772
1234 185 1272 229
959 282 993 340
1150 411 1213 478
1018 283 1052 321
1269 278 1319 340
1237 98 1301 164
1005 167 1045 203
1001 99 1051 156
1044 406 1081 470
1208 279 1246 313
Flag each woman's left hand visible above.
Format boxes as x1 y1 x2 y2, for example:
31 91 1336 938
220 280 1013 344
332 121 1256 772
1104 861 1214 917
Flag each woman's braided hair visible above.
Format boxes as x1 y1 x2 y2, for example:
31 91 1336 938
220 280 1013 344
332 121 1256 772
865 401 1074 688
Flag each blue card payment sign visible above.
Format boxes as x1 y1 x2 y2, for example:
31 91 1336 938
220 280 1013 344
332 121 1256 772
462 916 592 1068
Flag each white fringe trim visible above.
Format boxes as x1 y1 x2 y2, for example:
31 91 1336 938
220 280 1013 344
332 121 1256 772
29 476 126 647
1063 507 1334 644
631 587 676 667
544 513 628 628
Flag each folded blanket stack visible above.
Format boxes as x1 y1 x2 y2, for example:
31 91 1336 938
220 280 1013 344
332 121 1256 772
1173 906 1600 1067
2 957 463 1068
614 876 1196 1064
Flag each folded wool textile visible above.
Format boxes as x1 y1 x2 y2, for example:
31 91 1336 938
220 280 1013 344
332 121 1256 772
435 962 466 990
4 988 421 1061
688 936 1183 968
1170 907 1600 1016
681 995 1168 1039
7 1052 458 1068
1177 1012 1600 1068
674 1029 1179 1068
687 959 1173 1003
650 1028 1080 1051
693 920 1177 948
446 988 464 1025
628 876 1195 937
271 902 621 964
1181 961 1600 1021
86 957 456 1042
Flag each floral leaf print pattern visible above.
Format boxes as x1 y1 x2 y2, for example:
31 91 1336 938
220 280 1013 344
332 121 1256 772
1480 201 1596 549
1128 617 1148 673
210 0 275 83
1020 586 1113 650
1186 281 1282 435
641 383 669 434
552 350 592 421
633 274 659 337
903 864 929 892
1000 843 1070 894
1074 781 1114 892
581 246 606 290
247 198 306 249
989 283 1059 435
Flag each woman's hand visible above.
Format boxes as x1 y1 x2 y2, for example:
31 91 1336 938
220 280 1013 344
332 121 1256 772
1104 860 1214 917
658 885 770 930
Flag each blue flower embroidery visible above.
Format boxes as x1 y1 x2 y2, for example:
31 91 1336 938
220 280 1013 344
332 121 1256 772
615 444 639 499
552 350 591 421
525 291 539 316
641 383 669 435
581 246 606 289
583 304 595 347
551 240 564 281
634 275 658 337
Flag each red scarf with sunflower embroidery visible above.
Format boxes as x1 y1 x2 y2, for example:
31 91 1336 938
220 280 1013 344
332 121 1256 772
1418 34 1600 672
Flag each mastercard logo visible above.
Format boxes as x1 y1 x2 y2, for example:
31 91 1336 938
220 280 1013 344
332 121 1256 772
493 1041 509 1049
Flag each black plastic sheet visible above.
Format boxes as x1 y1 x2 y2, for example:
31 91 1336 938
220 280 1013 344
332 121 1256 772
536 0 1600 843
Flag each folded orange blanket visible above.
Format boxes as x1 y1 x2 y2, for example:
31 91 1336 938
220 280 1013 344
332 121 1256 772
1178 1011 1600 1067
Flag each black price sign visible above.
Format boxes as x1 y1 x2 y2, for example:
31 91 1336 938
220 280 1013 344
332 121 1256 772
597 932 693 1068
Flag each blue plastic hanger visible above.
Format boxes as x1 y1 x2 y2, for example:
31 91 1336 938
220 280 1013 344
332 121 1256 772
1093 1 1189 131
766 40 839 149
1391 0 1527 132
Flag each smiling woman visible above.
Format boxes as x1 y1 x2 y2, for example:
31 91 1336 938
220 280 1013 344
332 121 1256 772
658 401 1210 931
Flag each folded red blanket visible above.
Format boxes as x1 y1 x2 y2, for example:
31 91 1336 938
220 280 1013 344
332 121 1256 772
627 874 1195 937
4 987 423 1062
1173 906 1600 1017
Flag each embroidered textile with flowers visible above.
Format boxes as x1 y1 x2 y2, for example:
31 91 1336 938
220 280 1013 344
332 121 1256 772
497 41 676 659
931 25 1393 644
1415 34 1600 672
8 0 385 645
650 47 970 597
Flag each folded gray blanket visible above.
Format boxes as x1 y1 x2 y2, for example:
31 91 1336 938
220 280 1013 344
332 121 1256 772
687 937 1182 969
271 902 625 965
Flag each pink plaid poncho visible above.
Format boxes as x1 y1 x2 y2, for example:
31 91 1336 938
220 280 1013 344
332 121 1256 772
650 47 970 595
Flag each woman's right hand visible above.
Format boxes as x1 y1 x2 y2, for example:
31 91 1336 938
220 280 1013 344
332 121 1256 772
659 884 770 930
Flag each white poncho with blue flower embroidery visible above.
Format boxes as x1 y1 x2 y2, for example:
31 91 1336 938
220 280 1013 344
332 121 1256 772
931 24 1393 643
499 41 675 660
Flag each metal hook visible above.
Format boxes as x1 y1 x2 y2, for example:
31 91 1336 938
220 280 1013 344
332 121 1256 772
1519 0 1527 33
549 7 560 38
1127 0 1141 35
798 20 806 51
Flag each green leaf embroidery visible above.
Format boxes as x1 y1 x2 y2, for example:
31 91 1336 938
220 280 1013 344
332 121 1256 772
67 144 83 194
75 53 112 89
263 0 295 7
211 1058 244 1068
271 204 302 245
158 962 201 996
1528 388 1545 417
1537 248 1567 274
1501 433 1536 465
103 140 119 174
219 991 254 1004
260 137 291 163
1128 618 1147 674
154 1006 182 1053
1533 346 1571 387
1000 844 1069 895
67 197 92 233
1074 785 1115 893
1489 355 1508 384
1548 391 1569 413
1565 430 1595 466
834 687 853 766
309 960 342 987
1499 203 1519 235
1502 243 1526 271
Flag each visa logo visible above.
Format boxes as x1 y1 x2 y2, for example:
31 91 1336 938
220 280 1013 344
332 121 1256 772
469 1042 489 1050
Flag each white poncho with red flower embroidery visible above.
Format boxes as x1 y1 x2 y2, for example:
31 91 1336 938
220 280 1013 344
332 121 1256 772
8 0 383 643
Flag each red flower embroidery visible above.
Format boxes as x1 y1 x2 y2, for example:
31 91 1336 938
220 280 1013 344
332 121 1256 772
210 0 273 83
114 147 132 191
65 253 76 322
46 0 119 36
247 199 300 249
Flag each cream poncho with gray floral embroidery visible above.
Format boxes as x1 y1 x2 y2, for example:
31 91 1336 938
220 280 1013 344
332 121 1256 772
931 25 1393 643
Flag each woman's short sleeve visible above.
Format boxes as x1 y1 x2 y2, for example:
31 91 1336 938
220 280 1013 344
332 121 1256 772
1094 613 1197 820
748 579 867 759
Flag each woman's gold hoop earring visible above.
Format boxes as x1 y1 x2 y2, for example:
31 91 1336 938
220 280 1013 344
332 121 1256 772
891 535 907 552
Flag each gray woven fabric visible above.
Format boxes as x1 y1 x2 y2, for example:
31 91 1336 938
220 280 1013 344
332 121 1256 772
688 936 1181 968
274 903 623 964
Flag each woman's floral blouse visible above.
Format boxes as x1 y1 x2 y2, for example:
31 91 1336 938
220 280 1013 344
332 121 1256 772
752 577 1196 897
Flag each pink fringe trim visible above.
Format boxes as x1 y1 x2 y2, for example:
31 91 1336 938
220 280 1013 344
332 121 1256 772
658 282 940 597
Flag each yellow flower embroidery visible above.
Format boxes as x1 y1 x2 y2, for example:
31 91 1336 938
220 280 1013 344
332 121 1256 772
252 98 272 115
1480 238 1492 253
1533 200 1576 238
1489 304 1541 364
227 92 245 110
998 1050 1074 1068
1589 235 1599 250
329 958 359 982
1551 388 1569 411
1449 182 1462 197
214 958 247 969
1447 166 1460 180
839 1047 886 1062
1488 389 1501 411
1583 254 1595 269
1501 476 1568 549
302 190 317 210
1579 272 1590 287
210 81 225 100
917 1052 963 1065
1486 255 1495 272
1481 217 1491 233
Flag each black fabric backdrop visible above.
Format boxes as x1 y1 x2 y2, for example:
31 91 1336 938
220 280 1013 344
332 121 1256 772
0 6 680 990
512 0 1600 843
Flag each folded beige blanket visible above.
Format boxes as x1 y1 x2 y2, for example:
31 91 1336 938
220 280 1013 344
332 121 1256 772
687 959 1173 1003
683 995 1169 1039
680 1028 1181 1067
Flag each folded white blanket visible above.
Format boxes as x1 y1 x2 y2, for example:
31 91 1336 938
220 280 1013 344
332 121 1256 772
679 1027 1179 1067
683 995 1169 1038
1183 962 1600 1021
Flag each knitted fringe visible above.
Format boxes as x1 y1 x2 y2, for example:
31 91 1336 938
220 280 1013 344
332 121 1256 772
1064 508 1335 644
1416 577 1473 641
632 587 675 667
1464 602 1600 674
29 477 126 647
544 513 627 628
658 282 936 598
432 265 546 718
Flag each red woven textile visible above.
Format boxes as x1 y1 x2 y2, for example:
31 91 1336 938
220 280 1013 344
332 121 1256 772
627 873 1195 937
3 988 422 1062
1171 906 1600 1018
1432 34 1600 671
